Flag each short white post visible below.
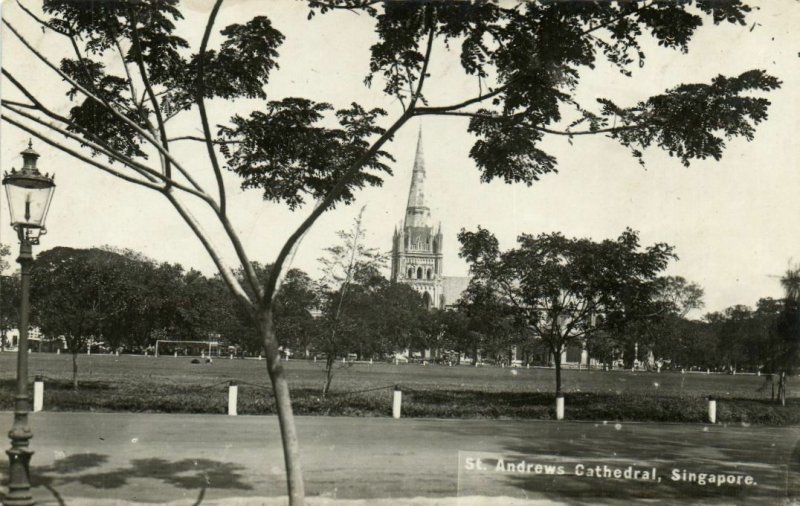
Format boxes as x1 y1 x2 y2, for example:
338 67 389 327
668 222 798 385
342 357 346 364
708 396 716 424
228 381 238 416
115 351 119 357
394 358 398 365
56 349 60 355
392 386 402 419
33 375 43 413
369 358 373 365
202 351 205 358
527 363 530 369
314 356 317 363
757 370 761 377
229 353 233 360
706 368 710 375
556 395 564 421
174 351 178 358
258 354 262 361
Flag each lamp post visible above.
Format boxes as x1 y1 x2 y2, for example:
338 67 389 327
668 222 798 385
2 141 55 506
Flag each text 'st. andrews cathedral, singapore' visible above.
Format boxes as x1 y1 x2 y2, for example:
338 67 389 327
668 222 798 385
391 131 469 310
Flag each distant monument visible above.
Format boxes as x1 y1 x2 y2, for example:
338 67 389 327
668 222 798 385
390 130 469 309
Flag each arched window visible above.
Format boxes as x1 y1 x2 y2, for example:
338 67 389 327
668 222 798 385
427 268 432 280
407 267 413 278
417 267 423 279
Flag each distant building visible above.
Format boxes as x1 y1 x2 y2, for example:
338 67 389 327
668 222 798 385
390 131 469 309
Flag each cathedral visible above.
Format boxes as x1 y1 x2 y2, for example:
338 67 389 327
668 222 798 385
391 131 469 309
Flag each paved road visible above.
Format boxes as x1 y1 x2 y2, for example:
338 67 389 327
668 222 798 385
0 412 798 505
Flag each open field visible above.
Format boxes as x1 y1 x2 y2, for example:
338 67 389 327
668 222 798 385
0 353 797 424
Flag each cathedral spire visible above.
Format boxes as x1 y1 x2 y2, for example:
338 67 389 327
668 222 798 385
404 128 431 228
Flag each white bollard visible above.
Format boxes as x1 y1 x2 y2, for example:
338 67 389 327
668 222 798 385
33 375 43 413
757 370 761 377
314 356 317 363
57 349 60 355
115 351 119 357
706 368 710 375
258 355 262 361
556 396 565 421
708 397 716 424
342 357 346 364
228 381 238 416
202 351 205 358
369 358 373 365
174 351 178 358
527 364 530 369
230 353 233 360
392 386 402 419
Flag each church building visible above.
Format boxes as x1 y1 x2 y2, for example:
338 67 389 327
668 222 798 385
391 131 469 309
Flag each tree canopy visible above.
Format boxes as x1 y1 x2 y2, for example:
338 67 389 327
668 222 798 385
459 227 675 394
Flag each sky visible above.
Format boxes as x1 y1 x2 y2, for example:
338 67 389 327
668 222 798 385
1 0 799 317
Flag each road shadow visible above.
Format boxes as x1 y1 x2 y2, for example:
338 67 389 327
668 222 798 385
26 451 251 503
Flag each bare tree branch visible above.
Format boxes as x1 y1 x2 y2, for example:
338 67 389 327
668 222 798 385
126 6 172 179
1 113 162 191
261 109 415 309
164 191 252 308
15 0 70 35
409 21 435 106
3 103 213 202
168 135 240 145
197 0 228 216
3 18 207 195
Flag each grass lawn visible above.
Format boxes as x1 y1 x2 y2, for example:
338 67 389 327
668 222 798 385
0 352 797 424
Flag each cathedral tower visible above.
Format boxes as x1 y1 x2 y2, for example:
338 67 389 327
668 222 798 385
391 130 444 309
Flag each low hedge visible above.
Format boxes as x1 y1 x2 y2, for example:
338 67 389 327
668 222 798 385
1 378 798 425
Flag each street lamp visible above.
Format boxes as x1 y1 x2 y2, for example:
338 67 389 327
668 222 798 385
2 141 55 506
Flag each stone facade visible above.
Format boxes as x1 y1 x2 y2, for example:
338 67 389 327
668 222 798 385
391 131 445 309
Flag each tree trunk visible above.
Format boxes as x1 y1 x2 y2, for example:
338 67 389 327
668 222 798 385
780 371 786 407
322 330 337 397
322 353 335 397
72 351 79 390
554 347 563 397
258 309 305 505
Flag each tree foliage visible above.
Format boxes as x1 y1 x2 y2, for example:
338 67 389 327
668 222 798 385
459 227 674 394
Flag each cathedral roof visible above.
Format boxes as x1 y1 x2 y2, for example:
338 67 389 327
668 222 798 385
404 129 431 228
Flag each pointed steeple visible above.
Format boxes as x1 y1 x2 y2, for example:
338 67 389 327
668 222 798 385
404 128 431 228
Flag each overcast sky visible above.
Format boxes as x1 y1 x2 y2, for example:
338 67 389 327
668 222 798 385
1 0 798 317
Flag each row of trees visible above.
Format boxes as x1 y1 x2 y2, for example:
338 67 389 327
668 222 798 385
4 226 799 403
